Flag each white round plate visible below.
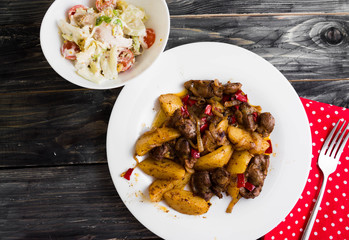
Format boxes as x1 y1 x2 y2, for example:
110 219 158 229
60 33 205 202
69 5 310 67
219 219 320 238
107 42 312 240
40 0 170 89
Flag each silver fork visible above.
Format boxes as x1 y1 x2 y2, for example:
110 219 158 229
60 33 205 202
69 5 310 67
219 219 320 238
301 119 349 240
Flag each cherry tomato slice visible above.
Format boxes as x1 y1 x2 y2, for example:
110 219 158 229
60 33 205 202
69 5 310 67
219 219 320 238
68 5 87 18
143 28 156 48
61 41 80 60
95 0 116 12
118 49 135 72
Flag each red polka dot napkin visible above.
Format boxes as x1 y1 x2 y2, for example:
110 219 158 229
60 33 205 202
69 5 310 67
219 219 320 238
264 98 349 240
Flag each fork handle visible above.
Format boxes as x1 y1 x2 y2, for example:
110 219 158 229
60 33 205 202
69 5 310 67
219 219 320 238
301 173 329 240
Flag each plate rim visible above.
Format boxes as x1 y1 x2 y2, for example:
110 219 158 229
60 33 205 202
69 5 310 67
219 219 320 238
39 0 170 90
106 41 312 240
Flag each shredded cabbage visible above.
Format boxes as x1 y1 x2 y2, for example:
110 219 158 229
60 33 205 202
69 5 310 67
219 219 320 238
58 0 151 84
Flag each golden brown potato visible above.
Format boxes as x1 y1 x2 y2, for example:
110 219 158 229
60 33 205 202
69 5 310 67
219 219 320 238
148 172 192 202
138 158 185 180
194 144 233 170
250 132 270 154
163 189 211 215
227 126 254 150
173 172 192 189
159 94 183 117
149 179 177 202
216 118 229 133
135 127 181 156
226 150 253 175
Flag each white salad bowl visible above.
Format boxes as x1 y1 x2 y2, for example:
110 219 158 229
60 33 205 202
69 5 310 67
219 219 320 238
40 0 170 89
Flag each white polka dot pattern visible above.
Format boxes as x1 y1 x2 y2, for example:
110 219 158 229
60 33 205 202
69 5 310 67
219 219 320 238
264 98 349 240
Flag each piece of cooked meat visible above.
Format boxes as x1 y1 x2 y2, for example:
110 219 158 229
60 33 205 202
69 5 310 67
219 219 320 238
169 109 197 139
175 137 190 160
223 82 242 94
257 112 275 137
184 80 223 98
210 168 231 198
240 154 269 199
149 143 173 161
190 171 213 201
244 114 258 132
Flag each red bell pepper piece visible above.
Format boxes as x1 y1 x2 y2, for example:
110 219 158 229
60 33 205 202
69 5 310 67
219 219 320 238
244 182 256 192
191 149 200 159
123 168 134 180
237 173 245 188
235 90 248 102
200 117 208 132
188 99 197 106
265 139 273 154
204 104 213 116
234 105 240 111
180 106 189 118
228 115 236 124
200 123 208 132
182 94 189 105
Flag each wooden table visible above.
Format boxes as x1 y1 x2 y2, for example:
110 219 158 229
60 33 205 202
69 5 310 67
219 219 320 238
1 0 348 239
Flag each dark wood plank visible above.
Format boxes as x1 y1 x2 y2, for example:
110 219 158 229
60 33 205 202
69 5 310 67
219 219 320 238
1 0 349 26
291 80 349 108
168 15 349 81
0 164 159 240
166 0 349 15
0 79 348 168
2 15 349 93
0 88 121 167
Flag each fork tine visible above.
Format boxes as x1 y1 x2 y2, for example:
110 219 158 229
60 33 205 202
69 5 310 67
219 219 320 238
321 119 341 155
334 123 349 159
328 120 346 156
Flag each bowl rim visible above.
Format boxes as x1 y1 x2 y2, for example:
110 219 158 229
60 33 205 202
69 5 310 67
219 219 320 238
39 0 170 90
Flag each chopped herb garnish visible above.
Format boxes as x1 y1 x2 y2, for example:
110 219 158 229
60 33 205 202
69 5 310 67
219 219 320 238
113 18 123 28
96 16 111 26
113 9 122 16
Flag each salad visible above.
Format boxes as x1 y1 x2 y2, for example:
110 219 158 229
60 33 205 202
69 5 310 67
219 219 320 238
58 0 155 83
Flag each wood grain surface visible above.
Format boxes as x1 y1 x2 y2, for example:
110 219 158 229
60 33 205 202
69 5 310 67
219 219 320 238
1 0 349 239
0 164 158 239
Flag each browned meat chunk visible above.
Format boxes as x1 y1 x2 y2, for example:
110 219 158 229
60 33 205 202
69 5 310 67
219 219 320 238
169 109 197 139
239 102 260 132
149 143 173 160
244 114 258 132
211 168 231 198
177 119 196 139
175 137 190 160
184 80 223 98
223 82 242 94
235 109 243 125
240 154 269 199
212 79 224 97
257 112 275 137
190 171 213 201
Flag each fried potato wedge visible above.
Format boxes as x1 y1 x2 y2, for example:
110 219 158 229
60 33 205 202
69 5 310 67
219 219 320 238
149 179 177 202
159 94 183 117
250 132 270 154
135 127 181 156
226 150 253 175
138 158 185 180
163 189 210 215
227 126 255 150
148 172 192 202
194 144 233 170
